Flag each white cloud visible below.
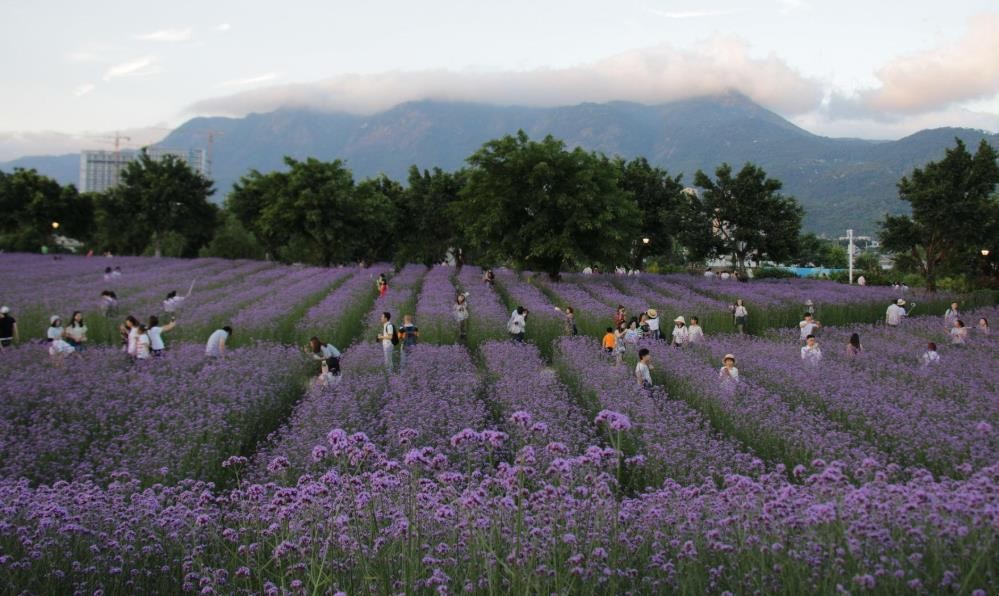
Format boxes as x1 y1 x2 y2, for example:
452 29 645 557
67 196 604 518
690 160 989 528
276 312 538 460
72 83 95 97
187 37 823 117
215 23 231 32
103 57 160 81
836 14 999 115
793 105 999 140
649 9 737 19
134 28 193 42
0 126 171 161
219 73 280 87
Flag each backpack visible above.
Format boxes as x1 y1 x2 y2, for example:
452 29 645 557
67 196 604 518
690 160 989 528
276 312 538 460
387 323 399 346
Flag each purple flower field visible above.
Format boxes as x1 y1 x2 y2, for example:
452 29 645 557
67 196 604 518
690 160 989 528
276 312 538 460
0 254 996 593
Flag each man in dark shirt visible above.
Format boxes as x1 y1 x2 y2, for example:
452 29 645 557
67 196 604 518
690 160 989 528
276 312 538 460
0 306 18 348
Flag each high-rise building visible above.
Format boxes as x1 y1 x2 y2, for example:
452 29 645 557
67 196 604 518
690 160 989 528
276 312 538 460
79 147 209 193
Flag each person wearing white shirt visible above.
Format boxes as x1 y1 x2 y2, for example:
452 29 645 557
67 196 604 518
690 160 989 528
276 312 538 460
147 315 177 355
720 271 730 280
377 312 397 371
687 317 705 344
886 299 907 327
205 326 232 358
733 300 748 335
949 319 968 346
645 309 661 341
921 342 940 367
308 336 342 378
635 348 653 390
46 315 65 343
671 316 689 347
719 354 739 385
944 303 960 328
508 307 527 342
857 275 866 286
135 325 152 360
64 311 88 352
798 313 822 343
800 335 822 367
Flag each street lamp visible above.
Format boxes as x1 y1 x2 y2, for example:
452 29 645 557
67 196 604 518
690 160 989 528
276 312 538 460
642 237 650 245
982 249 991 257
51 221 60 230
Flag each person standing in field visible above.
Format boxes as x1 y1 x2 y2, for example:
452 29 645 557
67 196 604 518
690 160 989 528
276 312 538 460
635 348 653 391
205 326 232 358
687 316 704 344
613 305 627 330
944 302 960 328
399 314 419 368
846 333 863 357
949 319 968 346
377 274 389 298
798 312 822 343
645 309 661 341
719 354 739 385
603 327 616 354
0 306 19 349
453 292 469 340
377 312 397 371
977 318 990 334
147 315 177 356
508 306 527 342
100 290 118 318
801 335 823 367
624 318 640 348
119 315 139 354
559 306 578 336
134 325 152 360
671 316 688 347
65 311 88 352
733 299 748 334
886 299 907 327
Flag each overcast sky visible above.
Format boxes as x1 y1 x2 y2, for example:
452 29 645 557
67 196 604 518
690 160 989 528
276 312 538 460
2 0 998 158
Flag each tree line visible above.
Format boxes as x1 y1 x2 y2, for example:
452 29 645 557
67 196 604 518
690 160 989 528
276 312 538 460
0 132 995 286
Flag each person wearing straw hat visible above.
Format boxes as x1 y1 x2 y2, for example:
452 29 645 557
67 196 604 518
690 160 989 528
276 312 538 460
0 306 18 349
886 299 907 327
719 354 739 384
671 316 689 347
645 308 661 341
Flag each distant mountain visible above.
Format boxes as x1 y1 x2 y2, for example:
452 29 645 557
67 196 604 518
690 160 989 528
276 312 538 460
0 154 78 187
4 94 997 235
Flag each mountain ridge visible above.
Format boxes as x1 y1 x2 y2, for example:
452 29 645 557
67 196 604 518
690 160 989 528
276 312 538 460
3 94 997 235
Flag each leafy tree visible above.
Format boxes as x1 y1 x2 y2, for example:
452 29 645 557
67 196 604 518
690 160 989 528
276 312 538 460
229 158 395 266
199 212 266 260
392 166 464 267
796 233 848 268
114 150 218 257
616 157 686 268
0 169 92 251
880 139 999 290
691 163 803 271
454 131 639 280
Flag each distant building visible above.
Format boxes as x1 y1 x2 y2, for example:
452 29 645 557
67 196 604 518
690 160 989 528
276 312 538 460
79 147 208 193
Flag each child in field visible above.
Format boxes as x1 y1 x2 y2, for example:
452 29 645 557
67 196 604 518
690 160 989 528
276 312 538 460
121 316 140 357
47 315 65 343
603 327 616 354
453 292 469 340
624 318 640 346
798 313 821 343
687 316 704 344
846 333 863 357
134 325 152 360
399 314 419 368
949 319 968 346
944 302 960 328
147 315 177 356
205 326 232 358
719 354 739 385
635 348 653 391
733 300 748 334
645 309 661 341
921 342 940 367
671 316 688 347
800 335 822 367
562 306 578 336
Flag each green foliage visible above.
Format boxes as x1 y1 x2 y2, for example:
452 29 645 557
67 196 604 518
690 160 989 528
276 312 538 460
690 163 804 270
99 150 219 257
199 212 266 260
879 138 999 290
0 168 92 251
392 166 465 267
753 267 798 279
795 233 848 268
229 158 395 266
615 157 686 268
455 131 640 279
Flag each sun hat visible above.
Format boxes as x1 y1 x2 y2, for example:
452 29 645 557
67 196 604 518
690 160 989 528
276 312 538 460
805 299 814 306
896 299 906 306
0 306 9 314
646 308 658 318
674 316 685 324
50 315 61 325
723 353 736 362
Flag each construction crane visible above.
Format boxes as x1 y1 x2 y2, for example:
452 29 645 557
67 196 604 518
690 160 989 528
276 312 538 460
187 129 224 177
88 132 132 157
